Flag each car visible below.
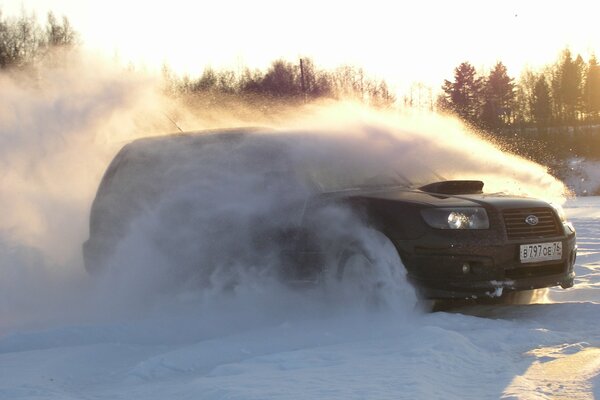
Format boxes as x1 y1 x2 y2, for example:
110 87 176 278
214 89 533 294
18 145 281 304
83 128 577 301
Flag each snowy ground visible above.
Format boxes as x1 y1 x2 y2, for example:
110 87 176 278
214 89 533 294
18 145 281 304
1 197 599 400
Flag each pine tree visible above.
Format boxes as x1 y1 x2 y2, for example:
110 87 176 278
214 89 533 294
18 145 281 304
514 69 538 125
584 55 600 122
554 49 585 125
481 62 515 128
531 76 552 129
441 62 484 126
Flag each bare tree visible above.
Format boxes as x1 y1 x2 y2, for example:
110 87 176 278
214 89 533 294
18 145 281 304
46 12 76 47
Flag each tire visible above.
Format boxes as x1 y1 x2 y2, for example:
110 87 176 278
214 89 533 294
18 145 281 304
337 244 381 282
332 231 415 309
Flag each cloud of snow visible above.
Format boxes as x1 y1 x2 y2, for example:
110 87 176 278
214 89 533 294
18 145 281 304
280 102 568 202
0 54 569 335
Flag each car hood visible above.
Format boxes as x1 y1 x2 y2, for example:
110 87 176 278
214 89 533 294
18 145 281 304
333 187 552 209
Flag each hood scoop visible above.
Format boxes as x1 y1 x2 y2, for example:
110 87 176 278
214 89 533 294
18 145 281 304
419 180 484 195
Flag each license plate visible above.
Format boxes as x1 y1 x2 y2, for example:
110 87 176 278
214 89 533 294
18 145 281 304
520 242 562 263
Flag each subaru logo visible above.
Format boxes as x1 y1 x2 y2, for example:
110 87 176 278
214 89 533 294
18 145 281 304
525 215 539 226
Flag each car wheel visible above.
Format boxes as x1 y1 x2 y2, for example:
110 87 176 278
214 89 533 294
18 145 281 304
332 231 415 309
337 243 380 280
334 244 384 307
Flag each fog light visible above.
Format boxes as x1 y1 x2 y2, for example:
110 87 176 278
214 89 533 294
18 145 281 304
462 263 470 274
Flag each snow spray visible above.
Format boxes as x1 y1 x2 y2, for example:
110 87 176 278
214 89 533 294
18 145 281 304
0 54 568 334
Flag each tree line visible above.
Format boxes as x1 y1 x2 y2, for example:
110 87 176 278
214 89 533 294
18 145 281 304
438 50 600 132
5 6 600 163
0 9 77 69
0 7 394 106
6 6 598 129
162 58 396 107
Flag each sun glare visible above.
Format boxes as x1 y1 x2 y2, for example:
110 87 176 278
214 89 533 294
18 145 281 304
2 0 599 96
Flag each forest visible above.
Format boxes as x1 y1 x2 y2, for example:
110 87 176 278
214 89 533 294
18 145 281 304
2 9 599 163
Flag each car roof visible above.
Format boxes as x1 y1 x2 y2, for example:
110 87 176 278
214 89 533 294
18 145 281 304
124 127 267 149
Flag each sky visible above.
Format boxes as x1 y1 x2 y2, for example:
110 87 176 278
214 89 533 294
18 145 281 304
2 0 599 99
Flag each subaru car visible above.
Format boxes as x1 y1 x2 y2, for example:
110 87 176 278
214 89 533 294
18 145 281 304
83 128 576 300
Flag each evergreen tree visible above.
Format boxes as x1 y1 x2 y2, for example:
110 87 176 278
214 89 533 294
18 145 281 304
531 76 552 129
514 69 537 125
550 64 563 124
573 54 586 120
554 49 585 124
440 62 484 125
481 62 515 128
584 55 600 122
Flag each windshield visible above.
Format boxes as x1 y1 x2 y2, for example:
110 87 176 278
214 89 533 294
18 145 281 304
306 166 408 191
263 131 445 193
298 152 441 192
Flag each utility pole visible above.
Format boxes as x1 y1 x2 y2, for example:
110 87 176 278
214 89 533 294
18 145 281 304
300 58 307 102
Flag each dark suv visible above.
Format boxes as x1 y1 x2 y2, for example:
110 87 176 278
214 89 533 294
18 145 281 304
83 128 576 300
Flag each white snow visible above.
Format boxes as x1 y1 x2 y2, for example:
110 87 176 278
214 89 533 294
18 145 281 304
0 198 599 400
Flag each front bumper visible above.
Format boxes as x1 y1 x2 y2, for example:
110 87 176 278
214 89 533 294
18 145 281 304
399 232 577 299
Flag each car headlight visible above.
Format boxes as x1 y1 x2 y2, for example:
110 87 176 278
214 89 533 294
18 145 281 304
421 207 490 229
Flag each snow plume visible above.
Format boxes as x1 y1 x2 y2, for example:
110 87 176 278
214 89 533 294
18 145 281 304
0 59 417 334
86 131 418 324
0 57 569 334
0 56 180 331
281 103 569 203
0 57 172 264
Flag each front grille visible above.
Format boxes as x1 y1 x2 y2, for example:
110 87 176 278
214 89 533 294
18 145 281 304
503 208 561 239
